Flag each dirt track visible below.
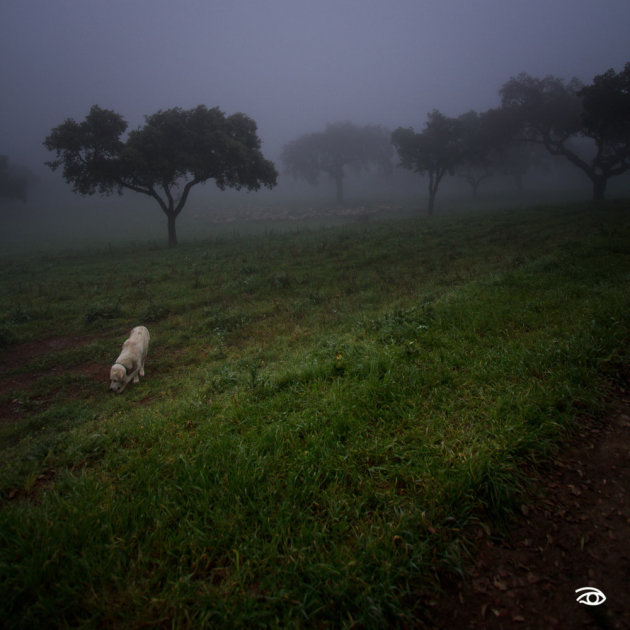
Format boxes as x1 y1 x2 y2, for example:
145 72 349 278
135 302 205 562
427 375 630 629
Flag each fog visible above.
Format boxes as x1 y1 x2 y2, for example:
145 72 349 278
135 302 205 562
1 0 629 250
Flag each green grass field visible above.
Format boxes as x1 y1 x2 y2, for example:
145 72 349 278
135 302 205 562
1 201 629 628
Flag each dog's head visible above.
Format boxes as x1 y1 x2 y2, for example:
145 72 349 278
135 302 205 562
109 364 127 393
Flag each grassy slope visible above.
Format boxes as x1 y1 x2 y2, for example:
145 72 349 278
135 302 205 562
1 202 630 628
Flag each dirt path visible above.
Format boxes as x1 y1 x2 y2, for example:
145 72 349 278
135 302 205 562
425 376 630 629
0 335 107 422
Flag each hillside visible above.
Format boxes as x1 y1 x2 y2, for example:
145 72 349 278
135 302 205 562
1 202 629 628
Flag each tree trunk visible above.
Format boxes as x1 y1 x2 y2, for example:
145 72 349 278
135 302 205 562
427 171 442 216
592 176 607 202
543 140 612 203
167 213 178 247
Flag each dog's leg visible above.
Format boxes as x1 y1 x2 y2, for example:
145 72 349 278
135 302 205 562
124 366 139 385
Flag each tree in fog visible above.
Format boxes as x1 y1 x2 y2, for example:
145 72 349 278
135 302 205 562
391 110 461 214
499 143 549 193
281 122 392 205
457 108 546 195
456 110 500 198
578 63 630 198
0 155 32 202
44 105 278 246
500 63 630 201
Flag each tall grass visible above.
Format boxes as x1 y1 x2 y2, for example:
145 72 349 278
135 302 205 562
1 202 629 628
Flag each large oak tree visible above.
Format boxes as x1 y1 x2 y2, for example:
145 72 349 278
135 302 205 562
500 63 630 201
44 105 278 246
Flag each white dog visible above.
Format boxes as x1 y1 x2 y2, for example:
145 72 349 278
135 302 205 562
109 326 150 393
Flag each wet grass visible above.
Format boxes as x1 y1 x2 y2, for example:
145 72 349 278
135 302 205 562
1 202 630 628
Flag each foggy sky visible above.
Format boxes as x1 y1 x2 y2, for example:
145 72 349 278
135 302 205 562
3 0 630 172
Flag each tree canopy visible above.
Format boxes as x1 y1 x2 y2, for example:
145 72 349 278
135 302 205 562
44 105 278 246
391 110 461 214
281 122 392 204
500 65 630 200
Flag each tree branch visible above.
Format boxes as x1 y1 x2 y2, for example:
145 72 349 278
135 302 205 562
174 177 201 216
117 180 170 215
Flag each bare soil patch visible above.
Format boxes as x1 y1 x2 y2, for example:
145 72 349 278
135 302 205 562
0 335 107 421
425 376 630 629
1 336 88 368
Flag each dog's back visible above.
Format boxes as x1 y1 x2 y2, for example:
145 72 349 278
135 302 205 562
126 326 150 353
117 326 150 368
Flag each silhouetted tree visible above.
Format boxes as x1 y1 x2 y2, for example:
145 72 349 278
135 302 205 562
281 122 392 204
44 105 278 246
579 62 630 199
391 110 461 214
500 64 630 201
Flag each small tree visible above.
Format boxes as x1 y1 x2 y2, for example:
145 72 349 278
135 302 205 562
500 64 630 201
281 122 392 205
391 110 461 214
44 105 278 246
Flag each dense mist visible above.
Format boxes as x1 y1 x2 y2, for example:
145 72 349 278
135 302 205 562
1 0 629 250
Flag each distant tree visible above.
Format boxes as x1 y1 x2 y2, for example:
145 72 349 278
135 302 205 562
44 105 278 246
456 110 499 199
281 122 392 204
391 110 462 214
500 64 630 200
457 108 546 195
0 155 31 202
499 142 550 193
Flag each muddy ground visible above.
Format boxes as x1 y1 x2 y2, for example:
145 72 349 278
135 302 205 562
426 376 630 629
